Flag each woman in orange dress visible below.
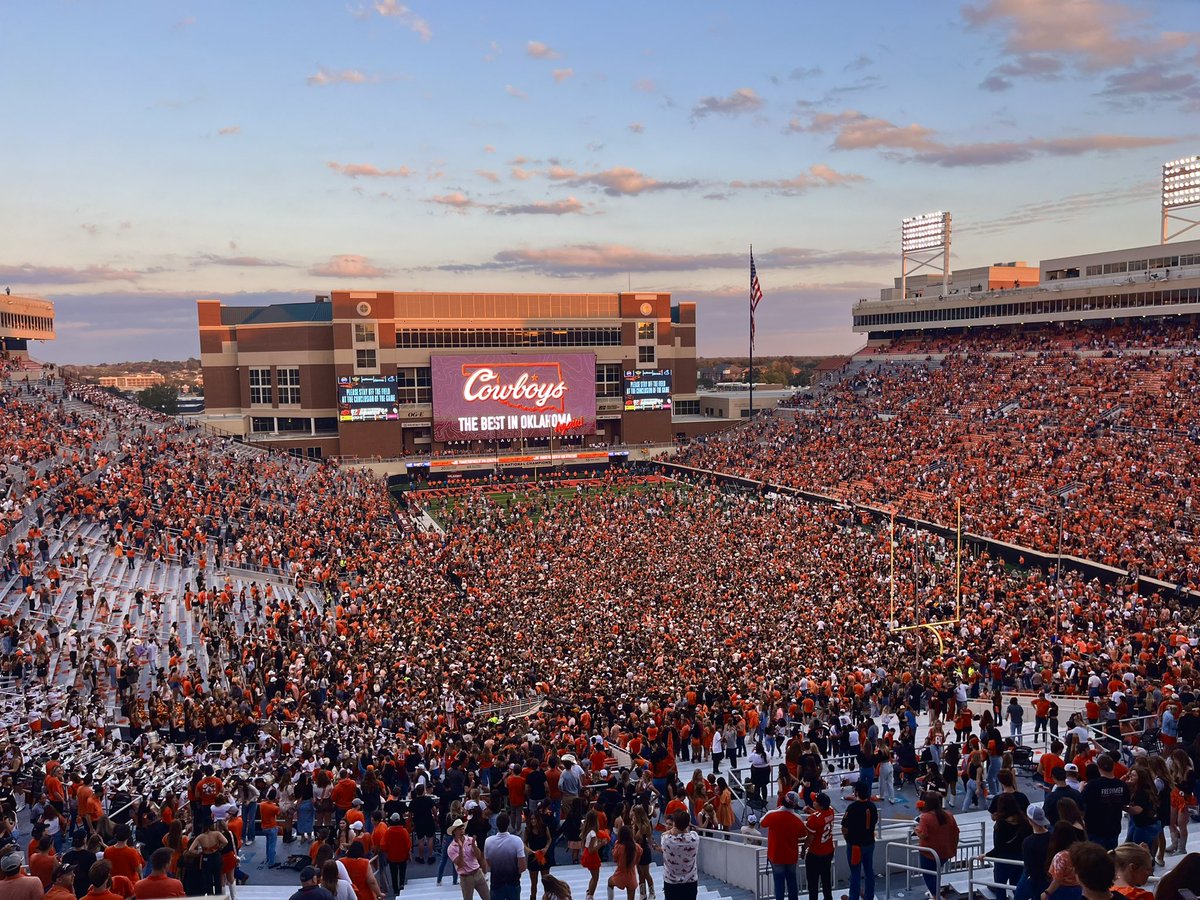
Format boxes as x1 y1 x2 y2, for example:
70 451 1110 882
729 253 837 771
713 777 735 832
606 825 642 900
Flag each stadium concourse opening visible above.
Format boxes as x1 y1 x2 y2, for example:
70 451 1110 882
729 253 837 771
2 313 1200 899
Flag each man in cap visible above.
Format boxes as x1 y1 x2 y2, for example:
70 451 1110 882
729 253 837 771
446 817 489 900
383 813 412 895
0 850 42 900
288 866 334 900
44 862 77 900
1043 767 1082 826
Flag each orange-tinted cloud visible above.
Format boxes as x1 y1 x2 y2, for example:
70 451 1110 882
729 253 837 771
308 254 389 277
526 41 561 60
371 1 431 41
546 165 697 196
327 161 413 178
729 164 866 195
307 66 374 86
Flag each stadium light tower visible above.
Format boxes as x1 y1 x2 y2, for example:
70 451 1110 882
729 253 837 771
1162 156 1200 243
901 211 951 300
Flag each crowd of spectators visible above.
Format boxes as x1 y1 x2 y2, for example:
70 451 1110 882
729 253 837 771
0 343 1196 900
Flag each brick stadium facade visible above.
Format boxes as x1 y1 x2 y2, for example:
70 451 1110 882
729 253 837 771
198 290 723 460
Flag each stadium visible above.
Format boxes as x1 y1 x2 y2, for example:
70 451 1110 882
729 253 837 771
4 205 1200 899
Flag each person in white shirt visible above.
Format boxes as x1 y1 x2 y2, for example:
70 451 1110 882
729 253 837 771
711 730 725 775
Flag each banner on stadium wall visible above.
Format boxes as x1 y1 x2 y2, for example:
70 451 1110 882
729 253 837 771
337 375 399 422
430 352 598 441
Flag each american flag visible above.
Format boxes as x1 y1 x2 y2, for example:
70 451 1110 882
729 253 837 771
750 249 764 351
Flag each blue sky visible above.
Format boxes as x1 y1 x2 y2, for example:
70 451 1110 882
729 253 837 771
2 0 1198 363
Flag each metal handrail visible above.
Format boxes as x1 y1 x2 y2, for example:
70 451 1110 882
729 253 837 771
885 842 943 900
968 854 1024 898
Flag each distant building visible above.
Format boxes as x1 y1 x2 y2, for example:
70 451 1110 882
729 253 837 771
0 293 55 355
853 238 1200 339
98 372 165 390
197 290 725 461
693 387 796 419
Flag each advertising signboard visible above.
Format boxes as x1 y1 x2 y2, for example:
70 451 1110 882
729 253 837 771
337 375 399 422
623 368 672 411
431 352 597 441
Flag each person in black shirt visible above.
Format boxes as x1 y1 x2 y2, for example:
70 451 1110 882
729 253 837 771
840 782 877 900
1016 804 1051 900
1080 755 1128 850
1044 768 1084 825
61 831 97 899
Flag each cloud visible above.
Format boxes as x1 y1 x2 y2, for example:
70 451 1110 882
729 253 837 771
633 78 657 93
546 165 698 196
628 122 645 134
483 144 496 153
795 110 936 150
0 263 151 285
308 254 390 278
729 164 866 195
510 167 534 181
844 54 873 71
475 169 500 183
1100 64 1200 108
427 192 481 212
505 84 528 100
526 41 561 60
306 66 374 86
217 125 240 136
173 16 196 30
691 87 764 119
193 254 294 268
436 243 893 277
964 0 1191 72
552 68 574 83
795 108 1177 166
789 66 823 80
80 224 101 237
370 1 431 41
327 161 413 178
966 0 1197 98
493 197 585 216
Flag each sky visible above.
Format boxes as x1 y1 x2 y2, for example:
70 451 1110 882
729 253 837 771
2 0 1199 364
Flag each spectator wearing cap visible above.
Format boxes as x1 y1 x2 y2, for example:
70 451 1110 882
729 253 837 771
44 861 77 900
132 849 185 899
1045 767 1083 827
1016 804 1051 900
447 817 489 900
289 865 335 900
383 812 412 894
0 850 42 900
759 791 806 900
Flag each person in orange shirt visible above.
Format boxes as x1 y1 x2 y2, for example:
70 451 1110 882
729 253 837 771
340 843 382 900
28 835 57 889
103 825 145 882
85 860 126 900
45 861 78 900
259 791 281 869
132 849 185 899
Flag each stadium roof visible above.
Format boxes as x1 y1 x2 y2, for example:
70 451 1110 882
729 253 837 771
220 302 333 326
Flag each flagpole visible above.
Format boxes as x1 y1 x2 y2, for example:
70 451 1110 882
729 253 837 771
749 244 754 419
